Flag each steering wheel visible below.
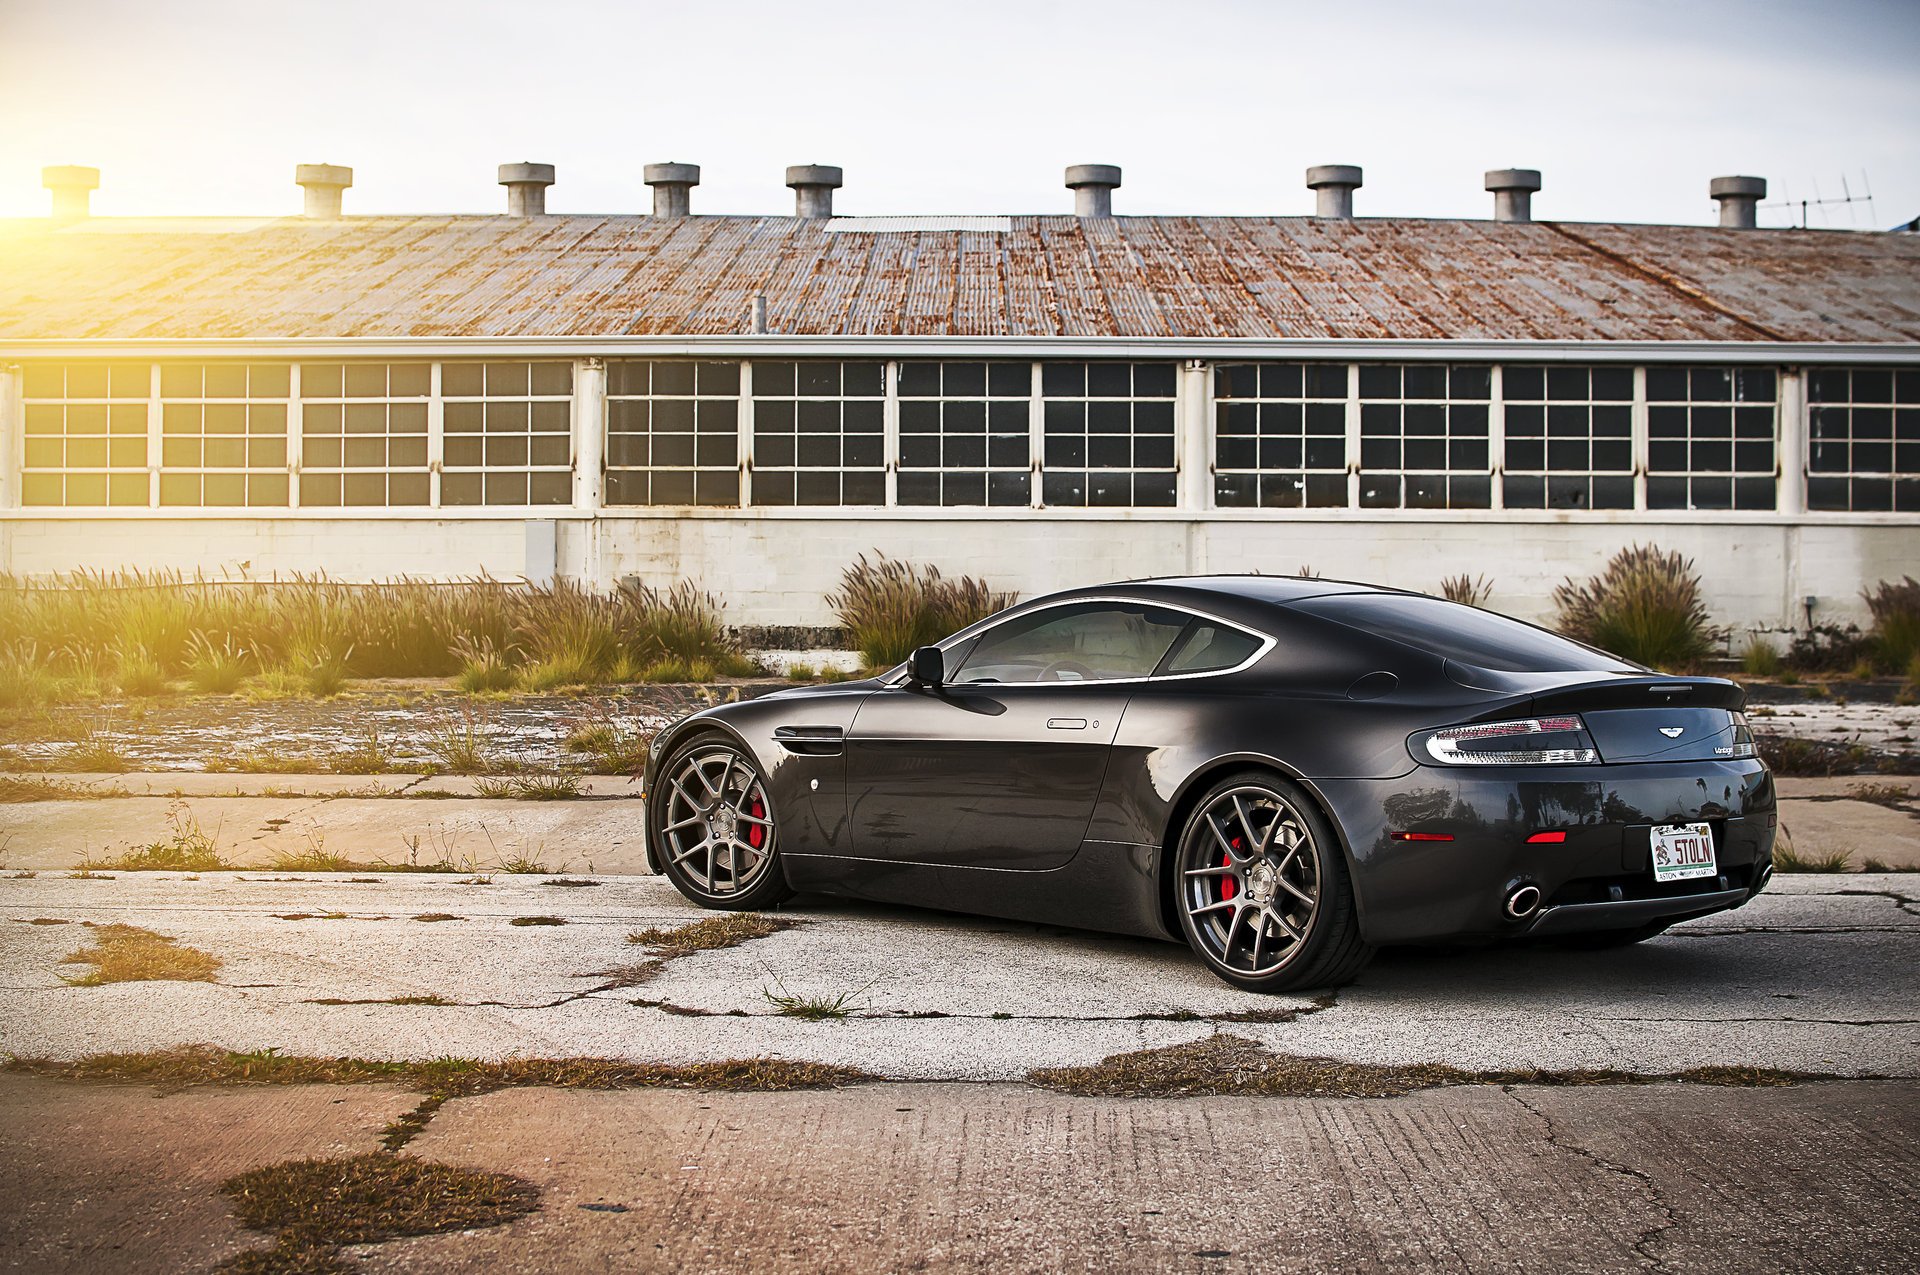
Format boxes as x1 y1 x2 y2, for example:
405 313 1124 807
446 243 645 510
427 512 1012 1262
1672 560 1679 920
1038 659 1097 683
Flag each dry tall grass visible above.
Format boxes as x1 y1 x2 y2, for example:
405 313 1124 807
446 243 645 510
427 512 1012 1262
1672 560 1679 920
0 569 752 698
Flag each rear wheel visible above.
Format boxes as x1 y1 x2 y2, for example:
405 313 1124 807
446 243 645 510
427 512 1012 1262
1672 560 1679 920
1173 771 1372 992
653 737 793 910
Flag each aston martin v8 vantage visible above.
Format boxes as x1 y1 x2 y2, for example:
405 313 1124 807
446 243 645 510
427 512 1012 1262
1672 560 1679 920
643 577 1775 991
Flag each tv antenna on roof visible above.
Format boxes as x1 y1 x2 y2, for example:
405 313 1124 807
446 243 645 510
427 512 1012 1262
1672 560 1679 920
1760 172 1876 229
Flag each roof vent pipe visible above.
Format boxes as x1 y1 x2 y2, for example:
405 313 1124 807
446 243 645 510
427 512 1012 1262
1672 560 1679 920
644 163 700 219
498 162 555 216
1710 176 1766 229
1065 164 1121 218
42 166 99 221
1305 165 1363 219
786 165 842 218
1485 168 1541 223
295 164 353 219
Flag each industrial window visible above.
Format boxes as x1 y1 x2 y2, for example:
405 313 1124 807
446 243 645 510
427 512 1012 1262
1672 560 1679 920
1212 363 1348 508
19 363 152 507
897 361 1031 507
1357 364 1491 509
297 363 431 507
605 361 740 506
441 361 573 507
1645 366 1776 511
1039 362 1177 508
750 361 885 506
1501 365 1634 511
156 364 291 508
1807 367 1920 513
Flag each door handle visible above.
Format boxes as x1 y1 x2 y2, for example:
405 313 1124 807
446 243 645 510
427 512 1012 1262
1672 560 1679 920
1046 718 1089 730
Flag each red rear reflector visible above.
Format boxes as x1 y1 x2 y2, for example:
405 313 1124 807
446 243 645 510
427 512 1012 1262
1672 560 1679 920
1390 831 1454 842
1526 831 1567 844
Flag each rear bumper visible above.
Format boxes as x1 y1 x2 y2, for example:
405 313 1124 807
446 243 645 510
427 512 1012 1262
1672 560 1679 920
1314 759 1776 945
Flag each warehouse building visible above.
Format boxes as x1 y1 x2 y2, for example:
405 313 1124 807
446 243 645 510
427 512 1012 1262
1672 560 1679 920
1 161 1916 633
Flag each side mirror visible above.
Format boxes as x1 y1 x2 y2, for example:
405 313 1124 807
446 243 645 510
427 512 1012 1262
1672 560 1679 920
909 645 945 687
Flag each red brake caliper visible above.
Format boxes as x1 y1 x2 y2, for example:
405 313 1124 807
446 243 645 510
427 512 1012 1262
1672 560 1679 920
1221 837 1239 900
747 797 766 850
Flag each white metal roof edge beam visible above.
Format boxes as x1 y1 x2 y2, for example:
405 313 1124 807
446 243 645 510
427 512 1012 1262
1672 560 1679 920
0 337 1916 364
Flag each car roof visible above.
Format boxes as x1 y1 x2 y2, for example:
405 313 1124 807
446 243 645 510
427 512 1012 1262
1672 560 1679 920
1029 575 1391 612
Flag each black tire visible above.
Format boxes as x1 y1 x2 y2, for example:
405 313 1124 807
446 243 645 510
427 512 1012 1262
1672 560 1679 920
1551 921 1672 949
651 735 794 911
1172 769 1373 992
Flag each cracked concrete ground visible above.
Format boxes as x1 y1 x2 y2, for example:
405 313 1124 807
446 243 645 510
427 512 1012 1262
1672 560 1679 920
1 872 1915 1080
2 1073 1912 1274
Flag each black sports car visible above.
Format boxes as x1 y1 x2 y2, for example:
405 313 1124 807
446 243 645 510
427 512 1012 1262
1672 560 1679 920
644 576 1775 991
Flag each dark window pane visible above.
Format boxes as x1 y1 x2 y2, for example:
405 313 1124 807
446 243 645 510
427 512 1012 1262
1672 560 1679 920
843 362 885 397
1132 363 1176 398
1358 365 1398 398
441 364 485 397
1042 363 1085 397
899 362 940 397
653 362 696 396
1304 364 1348 398
944 362 987 397
988 362 1030 397
1646 367 1688 402
345 364 387 397
753 362 795 396
389 364 430 397
302 364 343 397
1087 363 1130 397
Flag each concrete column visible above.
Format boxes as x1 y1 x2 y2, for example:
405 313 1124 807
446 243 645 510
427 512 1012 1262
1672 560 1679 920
0 364 21 508
1065 165 1121 219
498 163 555 216
644 163 700 219
42 166 99 221
295 164 352 219
1177 360 1212 511
1777 367 1806 515
574 358 606 512
1710 176 1766 229
1305 165 1362 219
1485 168 1541 223
786 165 842 219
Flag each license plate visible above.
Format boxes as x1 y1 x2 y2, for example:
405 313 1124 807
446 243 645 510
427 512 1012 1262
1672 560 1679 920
1650 822 1717 883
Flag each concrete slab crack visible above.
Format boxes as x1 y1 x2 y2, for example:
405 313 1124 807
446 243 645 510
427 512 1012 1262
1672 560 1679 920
1831 888 1920 920
1505 1085 1679 1274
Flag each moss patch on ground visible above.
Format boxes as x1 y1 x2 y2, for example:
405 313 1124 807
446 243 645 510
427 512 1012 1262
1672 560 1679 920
59 924 221 986
217 1152 540 1273
6 1044 874 1096
1027 1034 1826 1099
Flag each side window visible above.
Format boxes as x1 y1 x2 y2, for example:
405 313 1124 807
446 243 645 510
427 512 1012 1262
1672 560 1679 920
1161 623 1263 675
953 604 1188 684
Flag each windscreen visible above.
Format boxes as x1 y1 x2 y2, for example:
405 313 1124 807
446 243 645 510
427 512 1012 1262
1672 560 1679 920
1289 594 1635 674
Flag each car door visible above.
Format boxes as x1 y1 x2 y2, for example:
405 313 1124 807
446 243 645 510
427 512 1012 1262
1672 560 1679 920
845 601 1190 870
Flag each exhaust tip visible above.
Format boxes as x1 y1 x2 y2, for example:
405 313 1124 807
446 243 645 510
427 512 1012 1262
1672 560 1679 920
1504 884 1542 920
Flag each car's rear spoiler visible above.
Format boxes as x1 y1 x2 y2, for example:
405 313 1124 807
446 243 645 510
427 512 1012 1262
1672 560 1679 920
1442 662 1747 714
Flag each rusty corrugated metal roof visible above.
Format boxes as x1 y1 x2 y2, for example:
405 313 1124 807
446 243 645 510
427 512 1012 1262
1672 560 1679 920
0 214 1915 344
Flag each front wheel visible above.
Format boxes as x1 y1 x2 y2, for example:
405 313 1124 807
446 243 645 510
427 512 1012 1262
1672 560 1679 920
652 737 794 911
1173 771 1373 993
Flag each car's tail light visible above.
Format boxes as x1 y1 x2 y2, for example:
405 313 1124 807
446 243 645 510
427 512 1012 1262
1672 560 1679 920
1415 715 1600 766
1720 712 1758 760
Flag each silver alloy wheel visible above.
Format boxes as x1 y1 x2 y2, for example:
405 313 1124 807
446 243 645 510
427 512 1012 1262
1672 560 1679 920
1181 785 1322 976
658 744 776 896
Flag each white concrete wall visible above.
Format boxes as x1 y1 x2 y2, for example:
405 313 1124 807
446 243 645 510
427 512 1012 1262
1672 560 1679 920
3 510 1913 637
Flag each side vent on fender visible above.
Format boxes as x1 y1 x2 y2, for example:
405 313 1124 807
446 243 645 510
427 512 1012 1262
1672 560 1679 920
773 725 845 756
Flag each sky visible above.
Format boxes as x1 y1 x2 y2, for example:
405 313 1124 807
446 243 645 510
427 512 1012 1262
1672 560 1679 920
2 0 1916 228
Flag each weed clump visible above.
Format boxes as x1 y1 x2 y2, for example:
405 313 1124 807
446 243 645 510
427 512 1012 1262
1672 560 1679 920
628 912 798 956
1438 574 1492 607
828 553 1014 670
1864 576 1920 674
1553 544 1716 671
60 923 221 986
1029 1035 1820 1099
98 802 235 871
1740 635 1782 677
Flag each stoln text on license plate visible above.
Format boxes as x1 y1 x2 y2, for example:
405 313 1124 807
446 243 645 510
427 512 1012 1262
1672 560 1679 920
1650 822 1717 883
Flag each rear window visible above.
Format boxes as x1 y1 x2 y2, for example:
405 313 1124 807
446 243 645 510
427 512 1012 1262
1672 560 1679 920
1289 594 1634 674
